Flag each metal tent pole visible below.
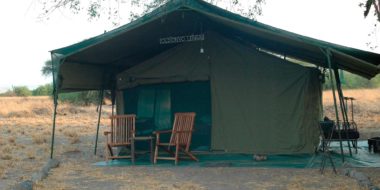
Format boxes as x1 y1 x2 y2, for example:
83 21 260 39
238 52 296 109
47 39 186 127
111 88 116 117
94 89 104 155
333 68 353 156
111 103 114 117
50 87 58 159
50 54 58 159
324 49 345 162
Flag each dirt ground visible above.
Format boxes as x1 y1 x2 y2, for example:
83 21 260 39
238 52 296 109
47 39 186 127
0 89 380 190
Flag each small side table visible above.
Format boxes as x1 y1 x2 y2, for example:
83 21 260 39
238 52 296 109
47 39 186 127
133 136 154 163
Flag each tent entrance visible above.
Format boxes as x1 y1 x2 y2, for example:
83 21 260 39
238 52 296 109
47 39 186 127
123 81 211 150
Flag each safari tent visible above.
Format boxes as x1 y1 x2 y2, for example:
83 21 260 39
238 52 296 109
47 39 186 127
49 0 380 158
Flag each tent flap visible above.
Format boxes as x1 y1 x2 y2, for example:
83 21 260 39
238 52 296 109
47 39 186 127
209 36 321 153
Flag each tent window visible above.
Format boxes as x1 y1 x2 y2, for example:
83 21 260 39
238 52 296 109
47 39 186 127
136 88 172 130
154 89 171 130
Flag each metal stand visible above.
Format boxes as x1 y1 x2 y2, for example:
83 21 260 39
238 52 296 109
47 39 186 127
344 97 359 153
334 69 353 156
318 48 356 173
318 122 337 174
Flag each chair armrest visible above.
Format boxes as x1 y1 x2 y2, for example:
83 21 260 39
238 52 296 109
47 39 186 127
173 130 193 134
152 130 172 134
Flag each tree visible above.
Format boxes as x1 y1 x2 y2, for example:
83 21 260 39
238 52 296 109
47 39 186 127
33 84 53 96
38 0 265 26
361 0 380 22
12 86 32 96
41 60 53 77
360 0 380 50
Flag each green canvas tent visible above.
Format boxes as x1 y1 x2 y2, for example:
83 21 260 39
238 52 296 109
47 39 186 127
50 0 380 156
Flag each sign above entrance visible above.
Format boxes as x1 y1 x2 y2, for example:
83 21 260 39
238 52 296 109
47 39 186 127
159 34 204 44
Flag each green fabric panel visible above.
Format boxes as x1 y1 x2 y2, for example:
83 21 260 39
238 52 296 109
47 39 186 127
137 89 155 118
116 91 124 114
59 63 104 91
154 89 172 130
209 36 320 154
170 82 211 150
117 42 210 89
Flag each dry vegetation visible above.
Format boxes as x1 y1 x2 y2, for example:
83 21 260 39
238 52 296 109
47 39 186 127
323 88 380 138
0 89 379 189
0 96 111 188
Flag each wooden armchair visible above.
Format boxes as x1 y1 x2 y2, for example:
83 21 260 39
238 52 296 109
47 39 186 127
153 112 198 165
104 114 136 163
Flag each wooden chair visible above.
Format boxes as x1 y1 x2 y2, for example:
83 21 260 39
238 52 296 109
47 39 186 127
153 112 198 165
104 114 136 163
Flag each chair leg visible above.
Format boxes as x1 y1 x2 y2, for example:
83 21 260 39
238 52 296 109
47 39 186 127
183 150 199 162
150 138 154 164
154 144 159 164
106 144 114 161
162 147 175 156
105 144 109 161
131 139 135 164
174 143 179 165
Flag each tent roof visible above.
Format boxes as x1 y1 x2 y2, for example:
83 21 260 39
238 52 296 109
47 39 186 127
52 0 380 84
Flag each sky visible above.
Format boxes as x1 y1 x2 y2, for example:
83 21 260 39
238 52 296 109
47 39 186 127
0 0 379 92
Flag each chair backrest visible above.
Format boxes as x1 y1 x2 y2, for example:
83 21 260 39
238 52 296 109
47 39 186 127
169 112 196 151
110 114 136 144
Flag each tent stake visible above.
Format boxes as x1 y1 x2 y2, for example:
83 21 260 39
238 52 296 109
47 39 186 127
94 89 104 155
325 49 345 162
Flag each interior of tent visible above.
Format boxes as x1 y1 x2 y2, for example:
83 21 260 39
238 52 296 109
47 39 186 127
49 0 380 161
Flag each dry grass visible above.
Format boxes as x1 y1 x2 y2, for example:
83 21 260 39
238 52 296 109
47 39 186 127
0 96 111 188
63 129 81 144
8 136 16 144
35 161 205 190
26 150 36 160
1 154 12 160
0 166 6 179
32 135 47 145
63 129 78 138
323 88 380 129
2 145 12 154
0 96 110 129
0 96 52 117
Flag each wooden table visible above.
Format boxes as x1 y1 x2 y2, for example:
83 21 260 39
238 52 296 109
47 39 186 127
132 136 154 163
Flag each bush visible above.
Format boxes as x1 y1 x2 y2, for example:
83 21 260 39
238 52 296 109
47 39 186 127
59 91 100 106
12 86 32 96
323 71 380 89
33 84 53 96
0 89 16 97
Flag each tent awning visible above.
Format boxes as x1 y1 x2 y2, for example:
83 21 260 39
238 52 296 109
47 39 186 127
51 0 380 92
